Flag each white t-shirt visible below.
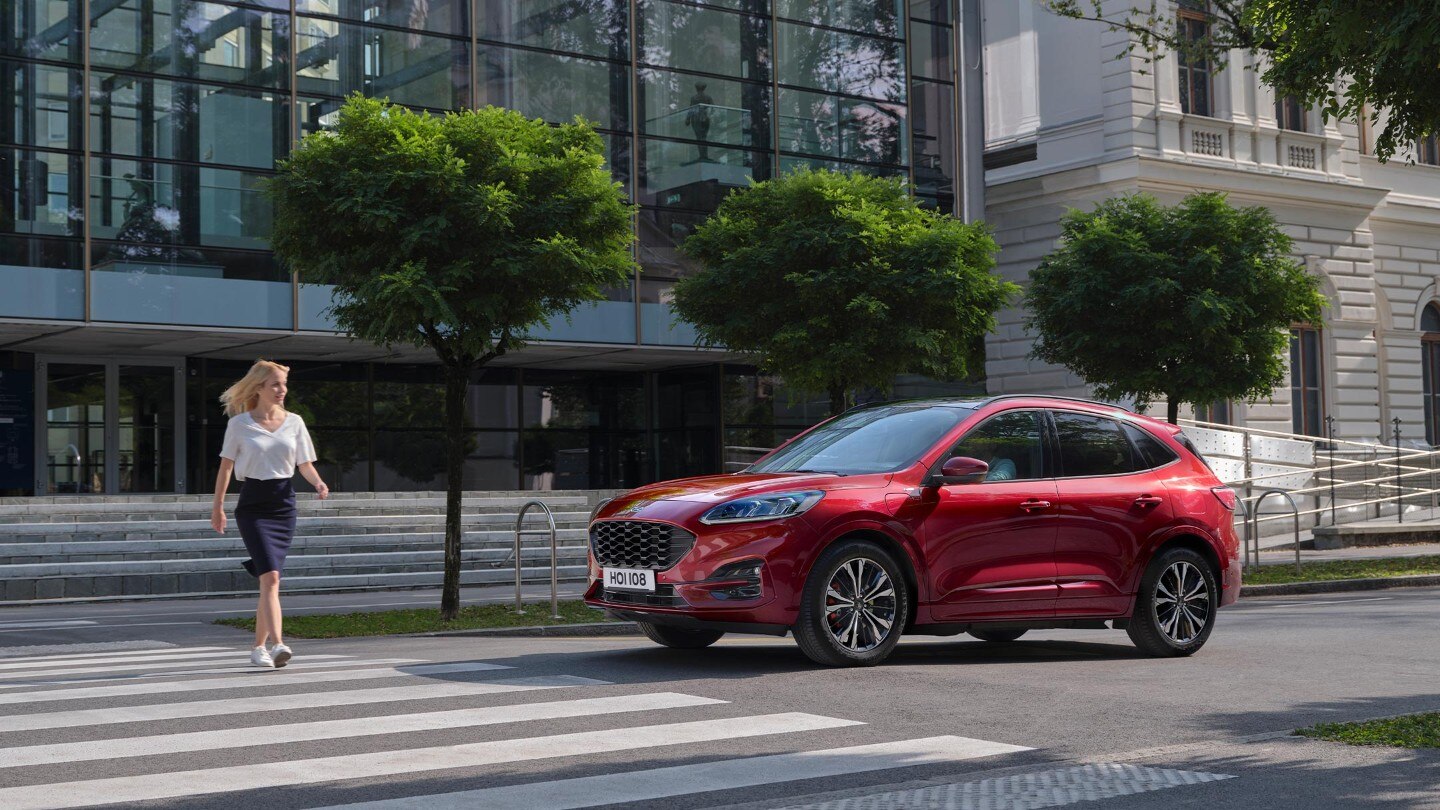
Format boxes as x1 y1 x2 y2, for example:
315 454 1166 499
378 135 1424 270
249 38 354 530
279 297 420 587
220 412 318 482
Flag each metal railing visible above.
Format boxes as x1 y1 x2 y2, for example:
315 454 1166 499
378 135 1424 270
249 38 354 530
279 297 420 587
492 500 562 620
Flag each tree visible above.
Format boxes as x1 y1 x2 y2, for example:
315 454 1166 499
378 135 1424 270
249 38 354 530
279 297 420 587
1025 192 1327 423
1043 1 1440 161
673 168 1015 417
268 96 634 619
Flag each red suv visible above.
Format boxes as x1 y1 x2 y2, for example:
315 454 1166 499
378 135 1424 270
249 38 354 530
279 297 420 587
584 396 1241 667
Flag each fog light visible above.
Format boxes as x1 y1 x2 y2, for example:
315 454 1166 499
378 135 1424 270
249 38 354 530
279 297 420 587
706 560 764 600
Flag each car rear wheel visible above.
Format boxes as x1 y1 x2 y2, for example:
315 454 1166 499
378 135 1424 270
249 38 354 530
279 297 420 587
637 621 724 649
1127 547 1217 657
793 539 909 667
970 628 1027 642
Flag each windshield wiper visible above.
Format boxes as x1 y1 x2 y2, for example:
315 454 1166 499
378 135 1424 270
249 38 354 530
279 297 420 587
786 469 844 476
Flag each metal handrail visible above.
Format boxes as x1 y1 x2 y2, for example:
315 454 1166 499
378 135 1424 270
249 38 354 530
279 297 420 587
1250 489 1302 574
494 500 561 619
1180 418 1437 454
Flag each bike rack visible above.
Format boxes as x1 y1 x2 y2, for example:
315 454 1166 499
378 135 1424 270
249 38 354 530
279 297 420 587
1249 489 1302 576
493 500 561 619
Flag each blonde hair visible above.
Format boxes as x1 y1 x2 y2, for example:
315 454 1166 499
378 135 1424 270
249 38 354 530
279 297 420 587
220 360 290 418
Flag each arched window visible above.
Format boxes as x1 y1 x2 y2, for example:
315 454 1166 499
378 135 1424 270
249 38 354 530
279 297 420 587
1423 304 1440 445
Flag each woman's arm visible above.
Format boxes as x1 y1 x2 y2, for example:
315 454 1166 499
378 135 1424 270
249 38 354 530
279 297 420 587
211 458 234 533
297 462 330 500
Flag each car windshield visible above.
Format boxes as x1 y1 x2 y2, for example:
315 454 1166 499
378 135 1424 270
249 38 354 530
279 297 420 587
749 404 973 476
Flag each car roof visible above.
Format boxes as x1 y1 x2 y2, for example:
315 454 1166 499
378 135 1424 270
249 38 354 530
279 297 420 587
848 394 1183 433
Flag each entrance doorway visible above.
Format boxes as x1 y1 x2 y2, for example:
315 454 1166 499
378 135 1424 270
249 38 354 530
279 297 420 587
35 357 186 495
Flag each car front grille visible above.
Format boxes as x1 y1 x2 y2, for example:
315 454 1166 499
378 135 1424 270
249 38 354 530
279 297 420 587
601 584 687 608
590 520 696 570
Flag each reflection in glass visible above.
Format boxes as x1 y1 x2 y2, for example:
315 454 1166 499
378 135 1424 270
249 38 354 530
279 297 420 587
2 148 82 236
638 207 708 280
3 1 82 63
909 20 952 80
776 22 904 102
640 138 770 209
776 0 903 39
477 46 630 130
639 69 771 154
523 429 646 490
778 154 904 177
118 366 175 493
0 234 84 319
297 18 469 110
1 59 81 151
91 74 290 170
46 364 105 494
90 1 291 89
779 87 906 166
523 371 645 430
638 0 771 82
908 0 951 25
373 430 449 489
91 240 290 327
910 79 954 209
479 0 628 60
299 0 469 38
90 158 272 251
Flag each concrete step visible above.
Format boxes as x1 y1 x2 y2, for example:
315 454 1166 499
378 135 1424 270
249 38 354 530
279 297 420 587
0 495 595 524
1 562 592 603
0 512 593 543
1311 520 1440 549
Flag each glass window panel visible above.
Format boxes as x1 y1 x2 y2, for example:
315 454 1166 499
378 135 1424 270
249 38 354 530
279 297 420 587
1123 423 1179 469
1302 329 1320 384
89 158 272 250
1423 304 1440 334
908 0 951 24
467 374 520 430
911 78 954 200
776 22 904 102
373 429 448 489
638 207 708 280
299 0 469 38
523 371 645 430
302 428 370 492
2 59 82 151
297 17 469 110
779 87 906 166
91 241 291 327
776 0 903 39
639 69 772 152
91 75 289 169
947 410 1045 481
1053 411 1138 477
118 365 176 493
640 137 770 209
2 147 82 237
46 363 106 493
91 1 291 89
477 46 630 130
638 0 772 82
479 0 627 59
3 1 83 63
285 366 369 430
909 20 951 80
0 234 84 319
523 429 647 490
373 378 447 430
778 153 905 176
464 430 520 489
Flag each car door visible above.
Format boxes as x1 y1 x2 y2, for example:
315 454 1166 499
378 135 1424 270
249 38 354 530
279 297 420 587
915 409 1059 622
1049 411 1176 617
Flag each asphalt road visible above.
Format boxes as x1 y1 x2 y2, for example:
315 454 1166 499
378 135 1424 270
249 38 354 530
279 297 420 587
0 587 1436 809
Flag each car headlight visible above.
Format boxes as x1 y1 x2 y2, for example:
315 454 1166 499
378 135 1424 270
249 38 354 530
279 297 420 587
700 490 825 525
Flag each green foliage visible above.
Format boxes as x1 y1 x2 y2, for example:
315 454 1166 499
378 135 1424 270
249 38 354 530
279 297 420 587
674 168 1015 415
1297 712 1440 748
1042 1 1440 161
1244 555 1440 585
267 95 636 366
1025 192 1326 421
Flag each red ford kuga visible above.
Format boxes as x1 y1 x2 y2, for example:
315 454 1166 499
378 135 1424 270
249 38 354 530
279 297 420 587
583 395 1242 667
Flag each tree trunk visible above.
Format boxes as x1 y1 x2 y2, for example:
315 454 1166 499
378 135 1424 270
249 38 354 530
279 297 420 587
828 382 848 418
439 360 471 621
1166 398 1180 425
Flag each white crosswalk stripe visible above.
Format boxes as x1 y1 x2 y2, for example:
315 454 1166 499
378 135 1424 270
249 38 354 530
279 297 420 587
0 653 356 681
0 646 1035 810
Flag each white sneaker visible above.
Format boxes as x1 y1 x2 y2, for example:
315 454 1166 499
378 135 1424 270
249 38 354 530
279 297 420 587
250 646 275 668
270 643 292 668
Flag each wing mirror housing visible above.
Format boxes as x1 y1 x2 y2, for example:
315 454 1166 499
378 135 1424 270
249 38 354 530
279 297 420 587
929 456 989 486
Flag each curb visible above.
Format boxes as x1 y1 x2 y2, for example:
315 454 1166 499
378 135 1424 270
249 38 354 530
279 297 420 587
1241 574 1440 597
412 621 641 638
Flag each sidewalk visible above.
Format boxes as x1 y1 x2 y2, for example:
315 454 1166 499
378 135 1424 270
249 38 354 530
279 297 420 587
1255 541 1440 566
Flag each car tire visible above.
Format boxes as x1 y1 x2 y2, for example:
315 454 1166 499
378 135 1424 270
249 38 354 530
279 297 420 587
970 628 1027 643
793 539 909 667
636 621 724 649
1127 547 1218 657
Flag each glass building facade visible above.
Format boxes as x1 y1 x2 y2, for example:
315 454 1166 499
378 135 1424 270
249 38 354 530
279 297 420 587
0 0 972 496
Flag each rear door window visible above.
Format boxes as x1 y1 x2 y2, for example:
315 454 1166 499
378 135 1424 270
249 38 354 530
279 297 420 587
1122 423 1180 469
1052 411 1140 477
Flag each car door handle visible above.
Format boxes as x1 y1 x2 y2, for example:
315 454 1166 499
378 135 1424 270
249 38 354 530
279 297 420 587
1133 495 1164 507
1019 499 1052 512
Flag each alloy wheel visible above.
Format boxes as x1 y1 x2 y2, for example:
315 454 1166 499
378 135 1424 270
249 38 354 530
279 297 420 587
824 558 897 652
1153 560 1211 645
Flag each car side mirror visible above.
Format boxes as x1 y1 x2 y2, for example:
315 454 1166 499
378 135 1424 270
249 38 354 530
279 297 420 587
930 456 989 486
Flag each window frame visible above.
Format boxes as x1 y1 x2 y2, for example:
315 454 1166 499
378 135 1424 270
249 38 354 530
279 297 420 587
1276 94 1307 132
1045 409 1152 480
1418 133 1440 167
1423 304 1440 446
1176 5 1213 118
1289 324 1326 437
935 408 1052 482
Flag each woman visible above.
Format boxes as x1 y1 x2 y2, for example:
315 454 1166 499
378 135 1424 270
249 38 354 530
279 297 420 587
210 360 328 668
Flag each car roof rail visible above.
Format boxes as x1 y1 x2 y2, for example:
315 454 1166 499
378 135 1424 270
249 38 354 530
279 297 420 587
983 393 1135 412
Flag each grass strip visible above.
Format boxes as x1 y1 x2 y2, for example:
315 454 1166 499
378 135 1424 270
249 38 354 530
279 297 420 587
214 600 617 638
1246 555 1440 585
1296 712 1440 748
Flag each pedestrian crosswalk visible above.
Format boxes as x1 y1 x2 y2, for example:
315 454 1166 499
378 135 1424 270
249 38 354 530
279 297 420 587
0 643 1035 809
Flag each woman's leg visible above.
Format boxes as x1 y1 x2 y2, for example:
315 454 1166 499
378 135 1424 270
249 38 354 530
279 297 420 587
256 571 282 647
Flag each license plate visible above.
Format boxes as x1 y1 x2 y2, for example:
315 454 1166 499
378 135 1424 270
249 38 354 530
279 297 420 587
603 567 655 592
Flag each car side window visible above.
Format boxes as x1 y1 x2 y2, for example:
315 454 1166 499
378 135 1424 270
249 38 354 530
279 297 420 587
945 410 1046 481
1053 412 1139 477
1123 423 1180 469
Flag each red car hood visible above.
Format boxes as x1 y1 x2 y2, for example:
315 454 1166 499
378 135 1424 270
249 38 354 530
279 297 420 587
602 472 878 512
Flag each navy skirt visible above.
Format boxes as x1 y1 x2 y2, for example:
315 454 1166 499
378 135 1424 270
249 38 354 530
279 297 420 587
235 478 297 578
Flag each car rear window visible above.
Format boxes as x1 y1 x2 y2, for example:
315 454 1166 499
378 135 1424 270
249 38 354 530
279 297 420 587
1174 432 1215 472
1122 423 1180 469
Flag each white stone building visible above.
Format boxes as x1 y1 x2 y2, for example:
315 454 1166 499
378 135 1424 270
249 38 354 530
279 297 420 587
980 0 1440 448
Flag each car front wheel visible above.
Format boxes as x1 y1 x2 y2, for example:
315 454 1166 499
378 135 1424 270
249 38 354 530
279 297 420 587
793 539 909 667
1127 547 1217 657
